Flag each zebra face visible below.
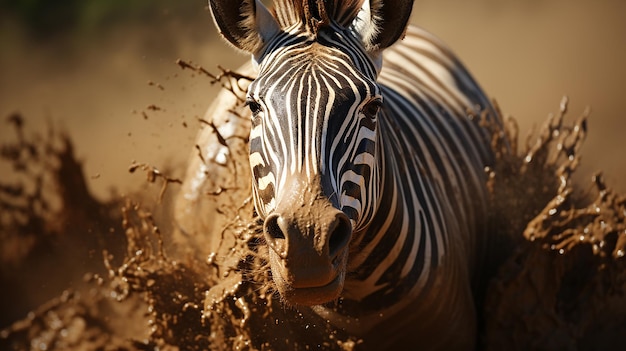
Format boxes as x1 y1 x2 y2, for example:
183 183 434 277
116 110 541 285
208 0 415 307
246 32 383 305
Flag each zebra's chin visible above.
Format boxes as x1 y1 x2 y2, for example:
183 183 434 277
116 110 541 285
266 240 350 306
272 266 346 306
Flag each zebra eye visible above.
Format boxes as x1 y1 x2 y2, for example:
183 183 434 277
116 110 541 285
246 98 262 116
362 100 382 119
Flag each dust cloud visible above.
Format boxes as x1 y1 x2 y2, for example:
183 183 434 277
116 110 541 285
0 6 244 200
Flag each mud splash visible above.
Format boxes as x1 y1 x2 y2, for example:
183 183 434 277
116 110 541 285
0 114 126 329
1 68 625 350
483 98 626 349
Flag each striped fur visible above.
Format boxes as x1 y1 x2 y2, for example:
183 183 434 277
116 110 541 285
210 1 497 348
248 19 495 324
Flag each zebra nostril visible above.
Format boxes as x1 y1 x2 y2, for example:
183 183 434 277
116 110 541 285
264 214 287 257
264 213 285 241
328 214 352 258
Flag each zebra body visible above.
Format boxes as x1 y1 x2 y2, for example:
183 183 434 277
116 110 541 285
199 0 498 348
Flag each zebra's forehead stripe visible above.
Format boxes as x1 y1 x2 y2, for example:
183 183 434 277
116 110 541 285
252 36 378 194
319 74 337 175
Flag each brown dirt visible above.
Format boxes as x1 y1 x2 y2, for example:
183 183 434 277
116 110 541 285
481 99 626 350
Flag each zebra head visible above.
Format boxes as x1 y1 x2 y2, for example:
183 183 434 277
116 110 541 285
209 0 413 305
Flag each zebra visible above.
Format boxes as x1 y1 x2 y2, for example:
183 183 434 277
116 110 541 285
201 0 501 349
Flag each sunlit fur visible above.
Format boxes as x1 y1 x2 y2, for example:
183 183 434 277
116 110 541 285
213 0 500 346
249 22 381 232
248 16 497 321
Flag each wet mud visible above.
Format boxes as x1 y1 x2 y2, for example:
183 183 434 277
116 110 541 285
1 68 625 350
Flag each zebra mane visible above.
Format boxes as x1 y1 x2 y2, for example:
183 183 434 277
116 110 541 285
272 0 380 42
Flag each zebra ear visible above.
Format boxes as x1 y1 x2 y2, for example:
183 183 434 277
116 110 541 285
209 0 280 55
355 0 414 51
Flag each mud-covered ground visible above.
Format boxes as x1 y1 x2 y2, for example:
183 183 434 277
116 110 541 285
1 1 626 350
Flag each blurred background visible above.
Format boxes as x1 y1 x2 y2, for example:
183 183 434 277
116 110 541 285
1 0 625 200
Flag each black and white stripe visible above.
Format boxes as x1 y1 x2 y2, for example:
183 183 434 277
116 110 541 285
247 21 496 329
248 22 383 233
202 1 501 345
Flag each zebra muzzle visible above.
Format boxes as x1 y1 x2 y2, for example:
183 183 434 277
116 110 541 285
263 209 352 305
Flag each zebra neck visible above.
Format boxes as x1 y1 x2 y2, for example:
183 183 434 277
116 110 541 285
345 115 449 299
